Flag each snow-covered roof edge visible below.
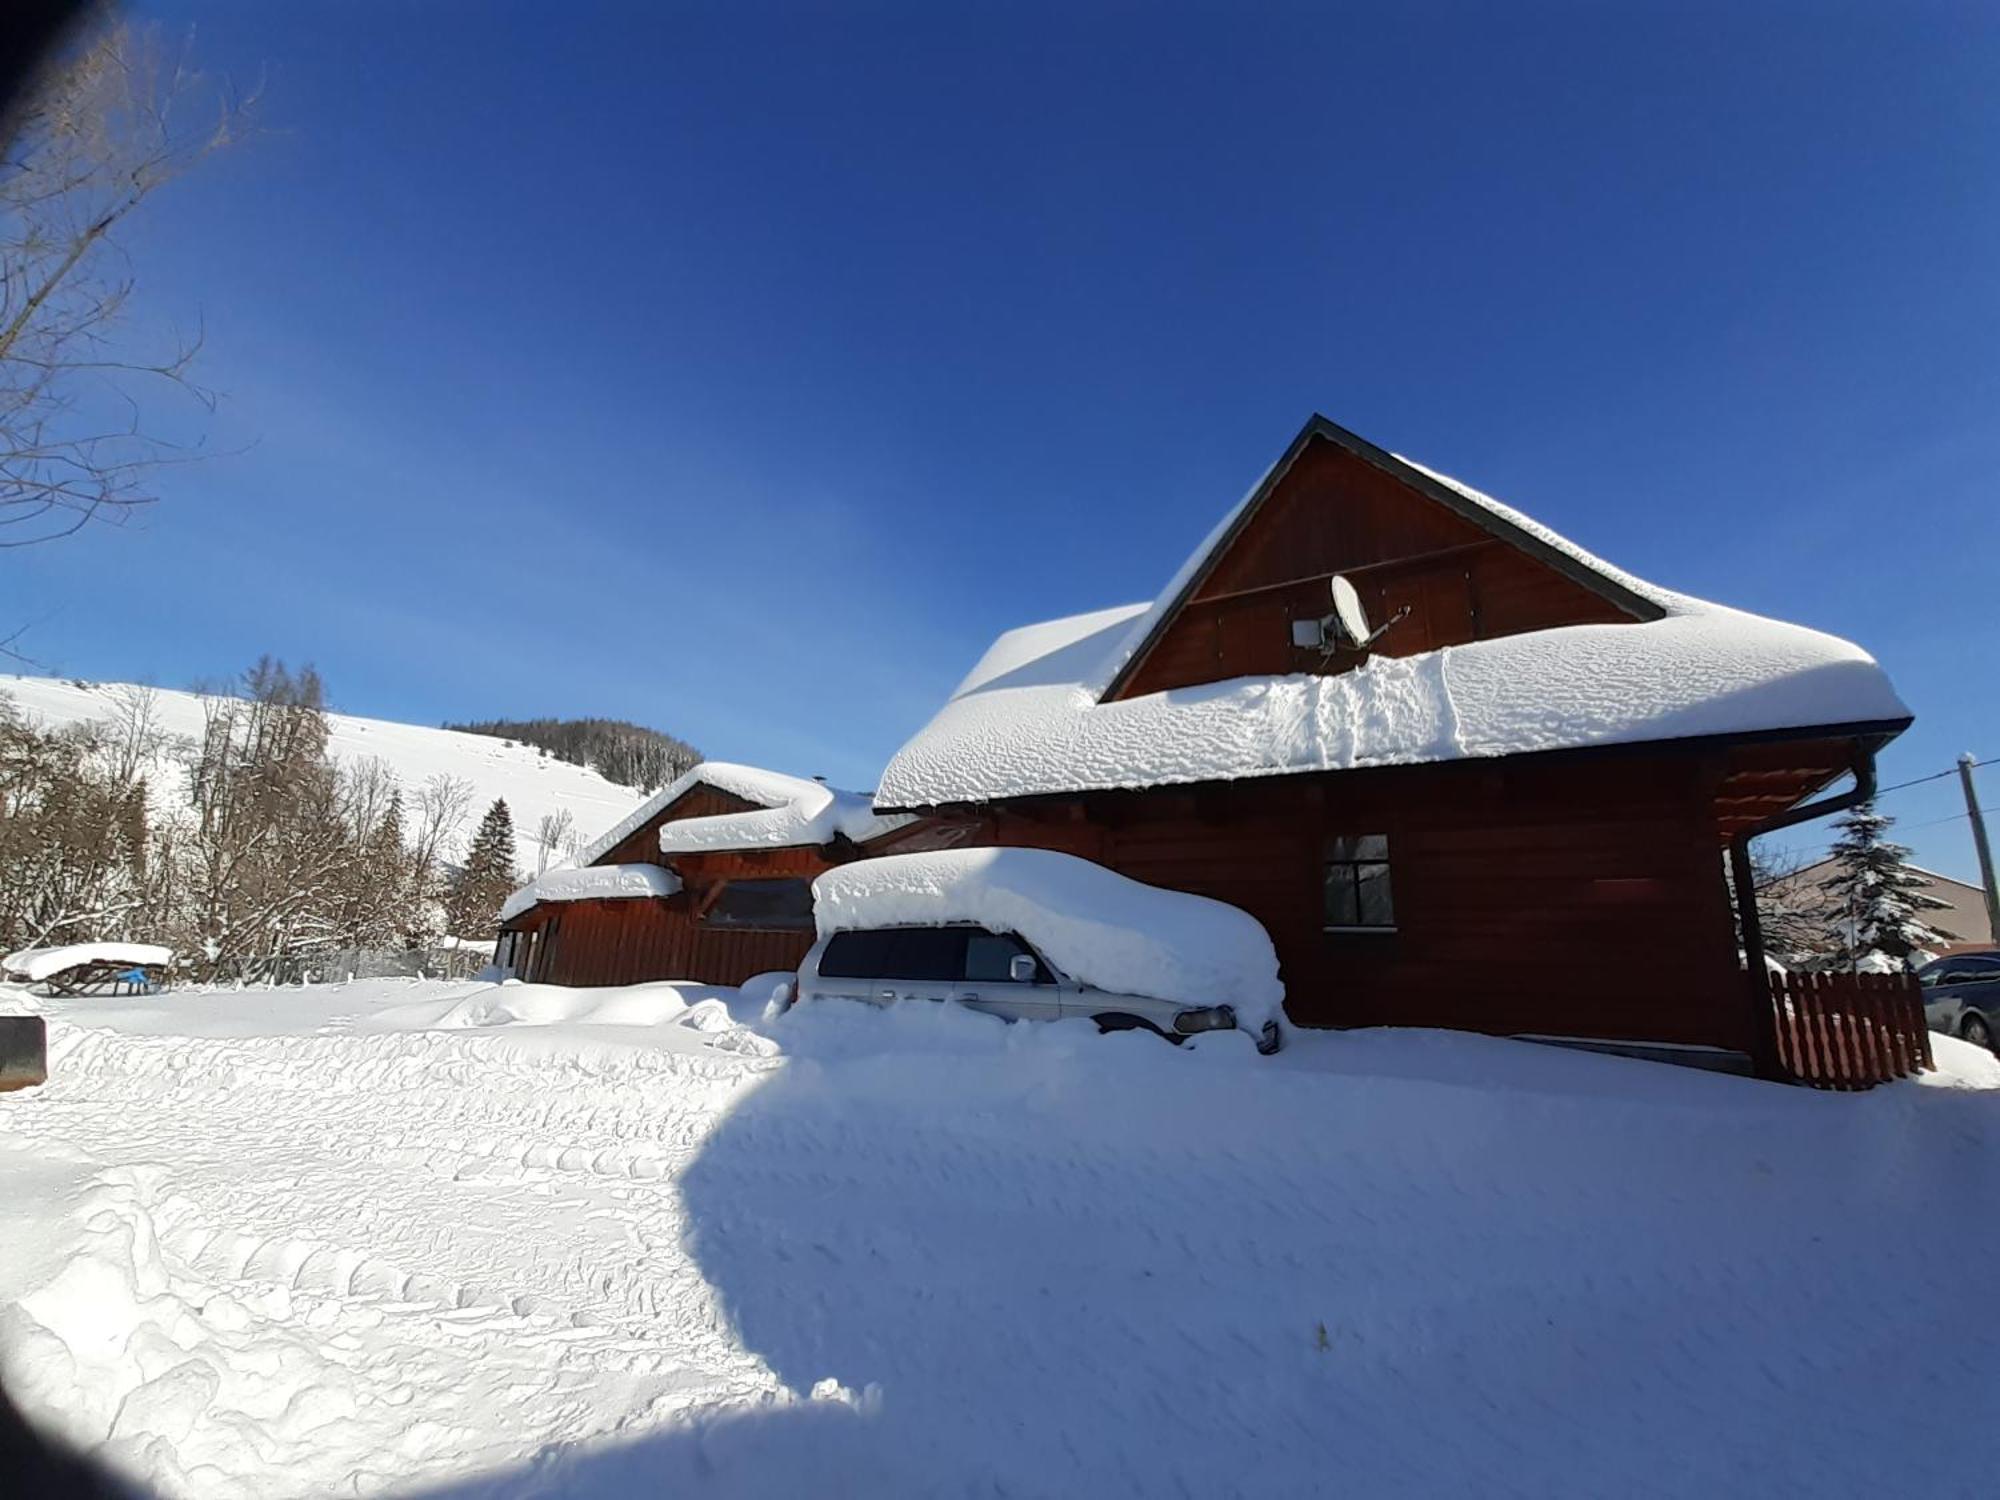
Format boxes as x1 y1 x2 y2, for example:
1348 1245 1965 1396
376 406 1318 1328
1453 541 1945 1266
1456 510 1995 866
575 761 910 867
499 864 681 924
1093 414 1668 702
872 417 1912 812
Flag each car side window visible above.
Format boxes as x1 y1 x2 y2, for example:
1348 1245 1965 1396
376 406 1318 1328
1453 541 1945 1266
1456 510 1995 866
964 930 1050 984
819 930 892 978
1959 959 2000 985
881 928 966 982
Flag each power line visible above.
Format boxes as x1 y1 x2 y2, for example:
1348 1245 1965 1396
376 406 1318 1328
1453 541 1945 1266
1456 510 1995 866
1899 810 1973 833
1876 755 2000 799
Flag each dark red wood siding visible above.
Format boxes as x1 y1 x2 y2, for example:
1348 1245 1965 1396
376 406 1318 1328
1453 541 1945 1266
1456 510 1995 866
1117 438 1635 700
595 784 765 867
504 897 815 988
894 746 1764 1051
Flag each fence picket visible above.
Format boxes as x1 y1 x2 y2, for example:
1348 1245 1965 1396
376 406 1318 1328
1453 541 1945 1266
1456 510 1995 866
1766 969 1930 1089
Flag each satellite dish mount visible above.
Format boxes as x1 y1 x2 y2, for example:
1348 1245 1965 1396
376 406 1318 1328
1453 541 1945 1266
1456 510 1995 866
1292 573 1410 658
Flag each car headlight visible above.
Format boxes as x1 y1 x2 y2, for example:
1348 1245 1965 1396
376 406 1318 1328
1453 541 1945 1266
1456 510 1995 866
1172 1004 1237 1035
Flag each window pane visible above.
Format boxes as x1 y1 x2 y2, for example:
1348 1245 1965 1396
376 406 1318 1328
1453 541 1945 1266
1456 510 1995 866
706 877 815 930
820 930 890 978
1356 863 1395 926
883 928 967 981
1324 866 1359 927
964 930 1030 982
1329 833 1389 862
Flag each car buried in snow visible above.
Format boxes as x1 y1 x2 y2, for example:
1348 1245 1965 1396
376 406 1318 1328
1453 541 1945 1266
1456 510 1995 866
793 923 1285 1053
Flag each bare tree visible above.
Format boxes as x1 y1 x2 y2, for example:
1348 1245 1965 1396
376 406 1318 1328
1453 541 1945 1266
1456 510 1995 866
0 17 253 553
533 807 574 877
103 679 162 783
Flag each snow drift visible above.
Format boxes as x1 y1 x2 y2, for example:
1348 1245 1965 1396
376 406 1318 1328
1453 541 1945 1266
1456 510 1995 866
810 847 1284 1026
3 975 1998 1498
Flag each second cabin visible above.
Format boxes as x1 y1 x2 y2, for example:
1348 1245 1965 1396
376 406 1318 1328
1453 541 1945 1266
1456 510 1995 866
497 763 912 987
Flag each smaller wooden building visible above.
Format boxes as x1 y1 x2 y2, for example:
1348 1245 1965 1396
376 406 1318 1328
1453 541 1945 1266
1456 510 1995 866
497 764 912 988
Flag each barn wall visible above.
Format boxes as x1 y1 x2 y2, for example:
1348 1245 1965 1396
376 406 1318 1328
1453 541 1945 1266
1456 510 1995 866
969 748 1753 1051
515 898 815 989
1118 438 1635 700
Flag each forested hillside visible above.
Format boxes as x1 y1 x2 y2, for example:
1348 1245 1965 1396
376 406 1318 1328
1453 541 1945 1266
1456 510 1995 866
445 717 700 791
0 667 647 974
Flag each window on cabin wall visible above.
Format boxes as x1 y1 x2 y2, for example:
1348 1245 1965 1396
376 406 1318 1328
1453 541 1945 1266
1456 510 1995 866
703 877 816 931
1325 835 1395 930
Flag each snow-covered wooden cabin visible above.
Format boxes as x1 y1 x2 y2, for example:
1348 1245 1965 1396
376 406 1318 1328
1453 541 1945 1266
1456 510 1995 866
497 763 913 987
872 414 1921 1077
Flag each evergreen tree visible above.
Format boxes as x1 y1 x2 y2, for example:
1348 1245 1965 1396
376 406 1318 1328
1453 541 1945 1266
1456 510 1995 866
1819 801 1951 971
447 798 518 935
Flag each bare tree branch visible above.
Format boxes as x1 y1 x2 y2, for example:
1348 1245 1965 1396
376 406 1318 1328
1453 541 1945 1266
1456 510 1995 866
0 16 254 549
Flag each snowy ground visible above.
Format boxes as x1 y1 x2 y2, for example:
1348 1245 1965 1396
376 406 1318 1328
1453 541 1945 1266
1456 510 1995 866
2 977 1997 1498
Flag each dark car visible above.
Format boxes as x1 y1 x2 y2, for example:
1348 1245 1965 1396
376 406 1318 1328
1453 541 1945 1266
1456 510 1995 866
1916 953 2000 1050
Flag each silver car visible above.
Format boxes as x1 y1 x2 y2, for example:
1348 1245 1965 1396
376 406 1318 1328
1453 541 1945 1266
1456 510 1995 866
795 923 1281 1052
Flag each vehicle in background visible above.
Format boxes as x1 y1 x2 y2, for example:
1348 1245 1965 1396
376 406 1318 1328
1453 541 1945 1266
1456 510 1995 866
1915 951 2000 1050
794 923 1283 1053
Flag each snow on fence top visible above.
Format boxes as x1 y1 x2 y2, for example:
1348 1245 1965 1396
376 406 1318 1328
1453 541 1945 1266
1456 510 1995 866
576 761 913 867
810 847 1284 1026
2 942 174 983
498 864 680 924
875 448 1909 810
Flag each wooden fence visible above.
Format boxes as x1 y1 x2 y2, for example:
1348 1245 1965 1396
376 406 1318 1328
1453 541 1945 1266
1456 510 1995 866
1768 971 1934 1089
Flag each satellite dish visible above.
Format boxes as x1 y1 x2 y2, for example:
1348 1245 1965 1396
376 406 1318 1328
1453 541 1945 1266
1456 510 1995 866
1329 574 1371 647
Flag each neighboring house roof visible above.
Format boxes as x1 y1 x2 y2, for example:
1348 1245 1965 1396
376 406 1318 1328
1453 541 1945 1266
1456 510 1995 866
575 761 913 867
499 863 680 924
875 415 1910 811
1767 858 1993 946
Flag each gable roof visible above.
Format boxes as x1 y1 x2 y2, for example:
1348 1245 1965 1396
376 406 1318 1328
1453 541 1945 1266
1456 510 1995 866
1097 414 1667 702
873 417 1911 811
575 761 912 867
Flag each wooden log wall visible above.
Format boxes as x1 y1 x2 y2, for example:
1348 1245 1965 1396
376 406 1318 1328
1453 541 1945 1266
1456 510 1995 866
1116 438 1636 700
937 746 1756 1051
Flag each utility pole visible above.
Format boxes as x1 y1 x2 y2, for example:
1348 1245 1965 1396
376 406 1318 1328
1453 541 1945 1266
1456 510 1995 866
1959 753 2000 944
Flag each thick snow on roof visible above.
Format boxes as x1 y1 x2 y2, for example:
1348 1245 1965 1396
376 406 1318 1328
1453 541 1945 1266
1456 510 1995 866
876 454 1910 809
2 943 173 982
577 761 911 866
810 847 1284 1027
498 864 680 923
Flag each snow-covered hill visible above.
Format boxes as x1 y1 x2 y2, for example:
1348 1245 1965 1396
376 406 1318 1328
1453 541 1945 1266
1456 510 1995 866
0 674 646 870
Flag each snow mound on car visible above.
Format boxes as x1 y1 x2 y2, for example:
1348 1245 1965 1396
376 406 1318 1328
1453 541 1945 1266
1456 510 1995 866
810 847 1283 1028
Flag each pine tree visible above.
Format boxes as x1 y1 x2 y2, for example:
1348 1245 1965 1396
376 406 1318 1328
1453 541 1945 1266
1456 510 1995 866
1819 801 1951 971
447 798 518 936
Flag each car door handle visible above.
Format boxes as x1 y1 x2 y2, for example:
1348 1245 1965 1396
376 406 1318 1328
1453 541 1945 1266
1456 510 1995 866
878 989 895 1003
960 992 979 1003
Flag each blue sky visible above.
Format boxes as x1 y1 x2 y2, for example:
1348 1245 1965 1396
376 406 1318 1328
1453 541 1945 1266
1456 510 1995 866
9 2 1999 878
